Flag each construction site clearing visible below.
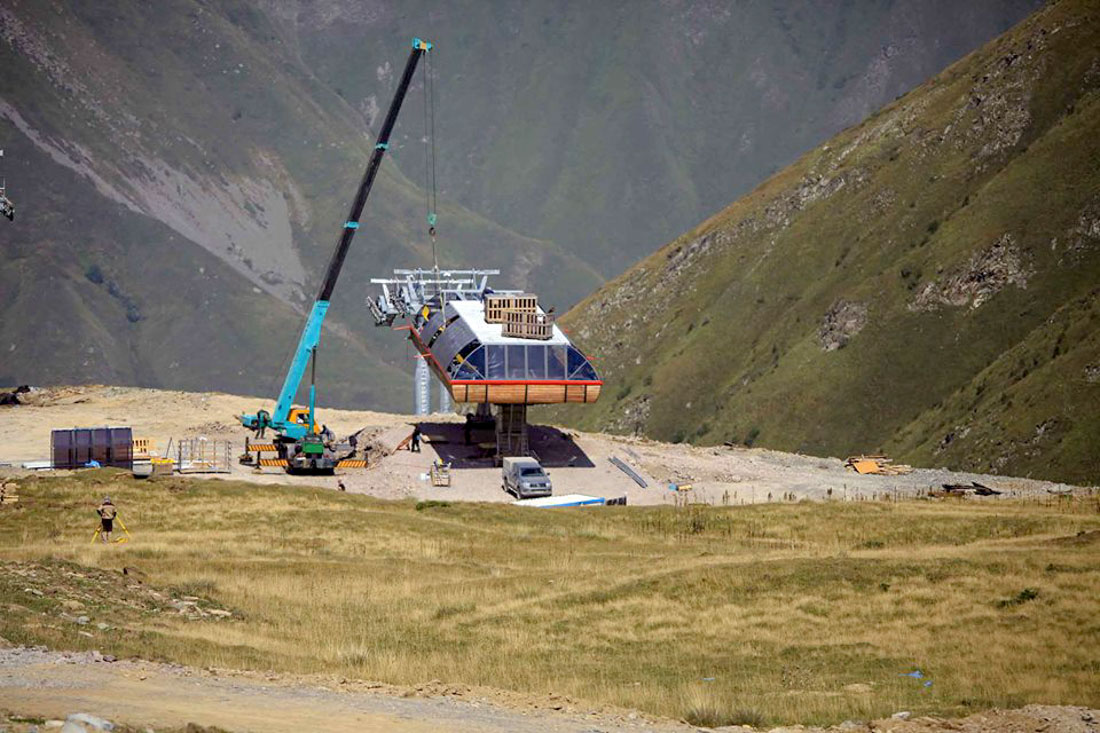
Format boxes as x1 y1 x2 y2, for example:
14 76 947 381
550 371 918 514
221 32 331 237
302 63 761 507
0 385 1087 504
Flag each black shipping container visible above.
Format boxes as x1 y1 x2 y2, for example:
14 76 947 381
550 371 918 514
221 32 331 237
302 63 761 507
51 427 133 469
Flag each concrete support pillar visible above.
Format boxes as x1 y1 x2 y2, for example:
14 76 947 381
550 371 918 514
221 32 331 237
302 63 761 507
436 375 452 414
414 358 430 416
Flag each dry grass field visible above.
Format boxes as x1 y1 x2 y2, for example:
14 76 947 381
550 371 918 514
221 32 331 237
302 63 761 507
1 469 1098 728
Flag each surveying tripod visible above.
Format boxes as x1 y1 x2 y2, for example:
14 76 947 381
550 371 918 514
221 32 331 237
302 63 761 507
91 515 132 544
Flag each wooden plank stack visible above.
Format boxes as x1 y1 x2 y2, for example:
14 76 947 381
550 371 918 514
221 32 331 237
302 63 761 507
484 294 537 323
845 455 913 475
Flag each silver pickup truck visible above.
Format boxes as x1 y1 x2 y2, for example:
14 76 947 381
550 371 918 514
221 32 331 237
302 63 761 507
502 457 552 499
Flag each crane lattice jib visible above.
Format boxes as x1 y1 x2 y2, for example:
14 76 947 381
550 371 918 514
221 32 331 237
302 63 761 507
259 38 431 436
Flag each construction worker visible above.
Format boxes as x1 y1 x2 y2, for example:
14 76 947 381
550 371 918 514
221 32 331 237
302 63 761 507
96 496 117 543
410 424 422 453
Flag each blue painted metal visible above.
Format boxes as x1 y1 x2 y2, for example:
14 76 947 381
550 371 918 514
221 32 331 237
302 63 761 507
270 300 329 439
241 39 430 448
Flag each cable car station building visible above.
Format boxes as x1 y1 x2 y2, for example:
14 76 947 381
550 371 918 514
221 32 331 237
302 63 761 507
368 268 601 458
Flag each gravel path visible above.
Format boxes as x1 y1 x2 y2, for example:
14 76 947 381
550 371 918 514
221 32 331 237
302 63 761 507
2 647 1096 733
0 646 685 732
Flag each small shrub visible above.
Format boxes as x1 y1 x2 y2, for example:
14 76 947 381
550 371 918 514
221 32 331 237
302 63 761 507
616 383 632 401
997 587 1039 608
415 500 450 511
172 578 217 597
84 264 104 284
743 428 761 447
432 602 476 619
684 703 764 728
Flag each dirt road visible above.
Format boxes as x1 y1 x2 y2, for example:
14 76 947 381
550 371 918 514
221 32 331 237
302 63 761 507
0 646 679 732
3 646 1096 733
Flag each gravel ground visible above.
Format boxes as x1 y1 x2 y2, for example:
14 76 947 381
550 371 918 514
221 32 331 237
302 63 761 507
0 386 1088 508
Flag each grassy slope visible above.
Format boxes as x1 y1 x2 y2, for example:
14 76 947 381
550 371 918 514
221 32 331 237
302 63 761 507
552 0 1100 484
1 471 1098 726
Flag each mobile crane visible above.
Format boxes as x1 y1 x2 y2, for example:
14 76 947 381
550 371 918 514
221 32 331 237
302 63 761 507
0 150 14 221
241 37 432 474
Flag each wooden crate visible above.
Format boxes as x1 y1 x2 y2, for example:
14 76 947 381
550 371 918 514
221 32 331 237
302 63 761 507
132 437 156 459
0 483 19 506
501 310 554 340
484 294 537 323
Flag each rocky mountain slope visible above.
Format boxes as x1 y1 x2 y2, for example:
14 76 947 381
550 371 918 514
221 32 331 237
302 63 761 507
0 1 1036 407
278 0 1039 275
553 0 1100 485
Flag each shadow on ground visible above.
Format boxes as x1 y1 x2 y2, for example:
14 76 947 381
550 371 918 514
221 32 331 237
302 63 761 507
415 421 594 469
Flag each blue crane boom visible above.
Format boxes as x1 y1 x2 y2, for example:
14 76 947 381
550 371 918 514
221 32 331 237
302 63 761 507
242 38 432 443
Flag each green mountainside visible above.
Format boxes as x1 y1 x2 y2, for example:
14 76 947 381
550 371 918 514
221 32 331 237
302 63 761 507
552 0 1100 485
0 0 1042 409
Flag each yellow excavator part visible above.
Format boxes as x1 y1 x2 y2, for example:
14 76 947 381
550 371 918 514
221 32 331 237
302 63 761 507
286 408 318 435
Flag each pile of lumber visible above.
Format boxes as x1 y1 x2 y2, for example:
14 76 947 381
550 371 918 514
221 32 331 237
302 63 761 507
942 481 1002 496
845 455 913 476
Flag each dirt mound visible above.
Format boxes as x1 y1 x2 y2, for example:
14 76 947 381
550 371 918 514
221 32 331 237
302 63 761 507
868 705 1098 733
2 559 237 631
1048 529 1100 546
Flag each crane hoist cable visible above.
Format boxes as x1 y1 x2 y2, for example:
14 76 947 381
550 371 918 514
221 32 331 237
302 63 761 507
422 46 439 268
